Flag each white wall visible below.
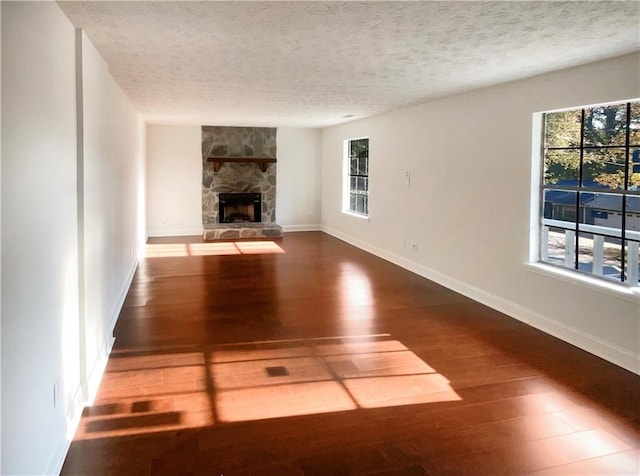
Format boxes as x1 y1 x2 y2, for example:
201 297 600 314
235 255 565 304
1 3 80 474
1 1 4 469
146 124 202 236
277 128 322 230
1 4 145 474
146 126 322 236
81 33 145 402
321 53 640 374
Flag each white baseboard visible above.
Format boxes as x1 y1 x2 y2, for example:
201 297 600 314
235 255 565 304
321 225 639 375
44 383 84 476
44 258 139 475
108 258 138 333
85 259 138 402
147 228 203 237
283 224 321 232
86 334 115 406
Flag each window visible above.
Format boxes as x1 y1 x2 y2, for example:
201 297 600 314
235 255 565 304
538 100 640 287
344 137 369 217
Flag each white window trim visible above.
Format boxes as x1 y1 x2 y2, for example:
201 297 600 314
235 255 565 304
342 209 370 221
529 101 640 294
342 136 370 219
529 112 544 264
524 262 640 302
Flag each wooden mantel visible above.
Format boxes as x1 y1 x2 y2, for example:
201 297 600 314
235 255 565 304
206 156 277 173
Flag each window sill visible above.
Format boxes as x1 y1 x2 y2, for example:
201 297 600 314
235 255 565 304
342 210 370 222
525 262 640 303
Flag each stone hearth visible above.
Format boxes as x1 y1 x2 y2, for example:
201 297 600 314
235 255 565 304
203 223 283 240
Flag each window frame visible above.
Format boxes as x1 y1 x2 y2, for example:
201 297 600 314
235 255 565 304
343 137 370 219
534 99 640 289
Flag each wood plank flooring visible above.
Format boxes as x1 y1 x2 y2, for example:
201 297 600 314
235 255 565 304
61 232 640 475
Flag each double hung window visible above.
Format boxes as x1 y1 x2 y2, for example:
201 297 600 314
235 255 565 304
345 138 369 217
539 100 640 287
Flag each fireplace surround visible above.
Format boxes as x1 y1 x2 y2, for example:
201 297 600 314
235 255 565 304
202 126 282 240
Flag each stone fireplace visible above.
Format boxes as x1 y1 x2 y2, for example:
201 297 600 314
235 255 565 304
202 126 283 240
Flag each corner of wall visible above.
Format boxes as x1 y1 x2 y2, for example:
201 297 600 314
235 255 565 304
0 1 4 472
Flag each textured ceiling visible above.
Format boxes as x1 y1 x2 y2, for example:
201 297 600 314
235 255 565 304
58 1 640 128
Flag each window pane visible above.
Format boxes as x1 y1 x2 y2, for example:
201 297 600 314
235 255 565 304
545 110 581 148
630 148 640 189
350 176 357 192
358 139 369 157
544 150 579 185
601 240 623 283
356 177 368 193
350 157 358 174
576 232 623 283
582 148 626 189
541 226 574 267
363 196 368 215
577 232 595 275
351 139 368 158
359 157 368 176
579 192 622 238
350 194 356 212
625 240 640 286
630 103 640 146
627 196 640 233
543 189 577 222
356 195 365 214
584 104 627 147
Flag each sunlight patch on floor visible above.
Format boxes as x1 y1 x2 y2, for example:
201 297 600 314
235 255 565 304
212 335 462 423
216 381 358 422
74 335 460 439
144 241 285 257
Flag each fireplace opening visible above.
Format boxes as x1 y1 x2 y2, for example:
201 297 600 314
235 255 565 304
219 193 262 223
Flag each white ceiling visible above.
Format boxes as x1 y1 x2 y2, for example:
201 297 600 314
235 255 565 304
57 1 640 128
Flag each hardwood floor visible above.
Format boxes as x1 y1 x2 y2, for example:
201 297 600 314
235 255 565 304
61 232 640 475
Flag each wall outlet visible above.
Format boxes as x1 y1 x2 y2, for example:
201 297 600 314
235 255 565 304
411 242 418 253
404 170 411 186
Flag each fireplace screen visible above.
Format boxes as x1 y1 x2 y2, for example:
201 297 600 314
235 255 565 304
219 193 262 223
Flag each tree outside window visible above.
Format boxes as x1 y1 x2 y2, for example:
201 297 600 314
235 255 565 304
540 100 640 286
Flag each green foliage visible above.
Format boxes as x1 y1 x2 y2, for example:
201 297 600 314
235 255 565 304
350 138 369 158
544 110 581 148
544 101 640 189
543 150 578 184
593 171 640 189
